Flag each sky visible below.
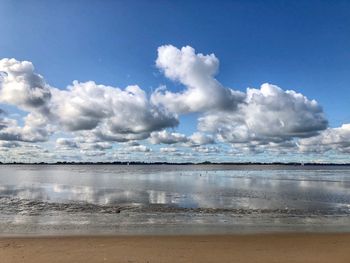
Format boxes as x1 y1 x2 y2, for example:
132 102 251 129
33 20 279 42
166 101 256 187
0 0 350 163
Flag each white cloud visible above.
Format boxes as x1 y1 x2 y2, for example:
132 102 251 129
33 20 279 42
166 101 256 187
160 147 178 153
199 83 328 146
0 140 20 148
0 114 50 142
193 146 219 153
0 45 341 162
56 138 113 152
150 130 188 144
82 142 113 151
152 46 327 153
0 59 52 143
126 145 151 152
0 59 179 144
51 81 178 140
150 130 215 147
298 124 350 153
79 150 106 157
188 132 214 146
0 58 51 112
151 45 245 114
56 138 78 149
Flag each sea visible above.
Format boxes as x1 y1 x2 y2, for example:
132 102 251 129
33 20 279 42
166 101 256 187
1 164 350 236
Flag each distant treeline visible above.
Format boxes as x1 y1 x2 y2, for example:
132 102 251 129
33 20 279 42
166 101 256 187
0 161 349 166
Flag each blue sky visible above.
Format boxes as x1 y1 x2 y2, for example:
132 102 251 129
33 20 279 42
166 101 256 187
0 0 350 162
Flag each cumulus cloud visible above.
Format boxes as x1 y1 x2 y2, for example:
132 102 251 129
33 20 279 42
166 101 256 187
193 146 219 153
126 141 141 147
56 138 114 152
0 45 339 161
0 58 178 144
150 130 188 144
229 140 298 155
160 147 178 153
0 140 20 148
0 58 51 112
151 46 327 153
151 45 245 114
199 83 328 146
56 138 78 149
298 124 350 153
0 114 50 142
51 81 178 137
188 132 215 146
0 59 52 143
126 145 151 152
82 142 113 151
80 150 106 157
150 130 215 147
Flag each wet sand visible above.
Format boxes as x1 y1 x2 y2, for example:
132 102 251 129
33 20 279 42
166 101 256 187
1 233 350 263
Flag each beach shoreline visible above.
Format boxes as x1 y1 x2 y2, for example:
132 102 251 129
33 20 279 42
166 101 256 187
1 233 350 263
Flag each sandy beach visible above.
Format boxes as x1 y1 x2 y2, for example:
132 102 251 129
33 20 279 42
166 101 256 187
1 233 350 263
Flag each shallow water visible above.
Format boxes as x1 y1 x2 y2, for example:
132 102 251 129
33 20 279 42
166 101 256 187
1 164 350 235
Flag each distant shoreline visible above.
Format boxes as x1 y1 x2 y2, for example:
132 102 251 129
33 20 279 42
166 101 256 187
1 161 350 166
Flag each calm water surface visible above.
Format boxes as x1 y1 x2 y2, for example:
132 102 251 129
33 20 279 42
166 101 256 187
1 164 350 235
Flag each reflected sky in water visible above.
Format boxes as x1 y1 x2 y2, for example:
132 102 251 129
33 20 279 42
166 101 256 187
1 165 350 235
1 164 350 210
